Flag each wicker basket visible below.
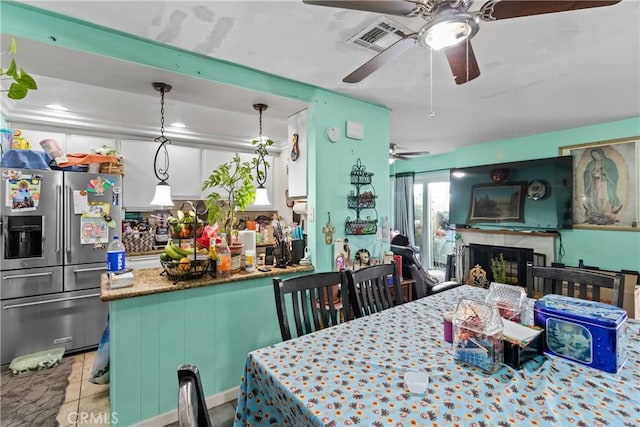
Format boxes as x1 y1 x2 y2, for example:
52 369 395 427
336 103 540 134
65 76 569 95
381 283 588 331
100 159 123 175
122 230 154 253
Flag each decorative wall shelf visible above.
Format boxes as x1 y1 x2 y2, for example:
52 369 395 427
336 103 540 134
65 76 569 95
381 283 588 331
345 159 377 235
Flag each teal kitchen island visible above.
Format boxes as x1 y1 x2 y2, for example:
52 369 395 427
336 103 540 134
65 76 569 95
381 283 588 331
100 264 314 425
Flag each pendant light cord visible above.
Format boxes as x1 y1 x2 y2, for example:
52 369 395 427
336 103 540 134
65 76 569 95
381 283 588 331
153 84 171 182
253 104 269 187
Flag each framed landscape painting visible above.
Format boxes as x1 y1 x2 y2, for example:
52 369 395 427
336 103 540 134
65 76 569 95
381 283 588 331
560 136 639 231
468 183 526 223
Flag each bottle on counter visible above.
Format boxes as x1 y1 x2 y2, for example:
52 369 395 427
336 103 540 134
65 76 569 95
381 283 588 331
107 235 126 273
578 259 585 269
245 249 256 273
216 233 232 277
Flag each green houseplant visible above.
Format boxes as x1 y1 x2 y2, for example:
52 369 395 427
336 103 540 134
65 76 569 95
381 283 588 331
202 154 255 242
1 38 37 100
490 253 508 283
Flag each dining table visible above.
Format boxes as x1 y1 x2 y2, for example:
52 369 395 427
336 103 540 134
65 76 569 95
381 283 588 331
234 285 640 426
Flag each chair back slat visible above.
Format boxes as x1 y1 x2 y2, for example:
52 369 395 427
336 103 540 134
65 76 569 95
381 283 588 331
273 271 350 341
526 262 624 307
347 264 403 318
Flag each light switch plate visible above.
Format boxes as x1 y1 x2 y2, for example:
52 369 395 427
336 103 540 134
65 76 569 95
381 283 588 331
308 207 315 222
346 120 364 140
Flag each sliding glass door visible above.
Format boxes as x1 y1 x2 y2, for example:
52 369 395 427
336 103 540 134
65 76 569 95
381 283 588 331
414 172 452 271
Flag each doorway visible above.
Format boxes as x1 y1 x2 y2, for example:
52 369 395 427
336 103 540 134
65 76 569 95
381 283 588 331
414 172 452 273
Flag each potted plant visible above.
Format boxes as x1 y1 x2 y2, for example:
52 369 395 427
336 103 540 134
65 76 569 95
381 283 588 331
490 253 508 284
201 154 256 245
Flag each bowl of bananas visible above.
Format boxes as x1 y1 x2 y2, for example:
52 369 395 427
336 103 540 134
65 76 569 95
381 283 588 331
160 240 213 284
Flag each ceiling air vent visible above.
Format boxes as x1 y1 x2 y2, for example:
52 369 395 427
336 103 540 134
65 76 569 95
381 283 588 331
348 17 412 53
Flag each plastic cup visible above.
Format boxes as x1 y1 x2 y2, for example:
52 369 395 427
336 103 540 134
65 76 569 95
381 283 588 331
443 312 454 343
404 371 428 394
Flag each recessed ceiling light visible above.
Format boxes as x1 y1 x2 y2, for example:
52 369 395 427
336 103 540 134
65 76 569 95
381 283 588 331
46 104 68 111
170 122 186 128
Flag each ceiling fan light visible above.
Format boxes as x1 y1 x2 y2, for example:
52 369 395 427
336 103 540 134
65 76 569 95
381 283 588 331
418 14 479 51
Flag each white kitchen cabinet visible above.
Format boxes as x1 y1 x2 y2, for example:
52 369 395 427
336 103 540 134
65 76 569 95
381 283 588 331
121 140 203 209
238 151 276 211
200 148 236 200
120 139 157 210
287 109 307 198
166 144 202 199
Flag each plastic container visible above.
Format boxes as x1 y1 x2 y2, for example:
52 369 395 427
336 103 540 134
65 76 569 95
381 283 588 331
453 299 504 373
216 234 231 277
485 282 527 322
106 236 126 273
534 294 628 373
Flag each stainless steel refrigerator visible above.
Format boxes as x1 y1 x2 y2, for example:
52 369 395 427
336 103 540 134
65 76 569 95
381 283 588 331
1 168 122 364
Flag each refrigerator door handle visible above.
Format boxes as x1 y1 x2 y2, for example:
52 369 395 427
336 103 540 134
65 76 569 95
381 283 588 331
56 184 62 253
2 293 101 309
72 267 106 273
2 271 54 280
65 185 71 253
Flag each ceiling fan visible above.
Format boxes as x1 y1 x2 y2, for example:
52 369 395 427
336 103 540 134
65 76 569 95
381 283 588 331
389 143 430 160
303 0 621 85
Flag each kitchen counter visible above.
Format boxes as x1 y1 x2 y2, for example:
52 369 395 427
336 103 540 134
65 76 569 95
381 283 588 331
101 264 314 301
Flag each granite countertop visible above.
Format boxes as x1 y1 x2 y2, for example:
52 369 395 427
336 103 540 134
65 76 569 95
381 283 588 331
101 264 315 302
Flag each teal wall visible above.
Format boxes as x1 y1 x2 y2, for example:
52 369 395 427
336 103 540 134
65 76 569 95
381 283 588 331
393 117 640 271
1 1 391 273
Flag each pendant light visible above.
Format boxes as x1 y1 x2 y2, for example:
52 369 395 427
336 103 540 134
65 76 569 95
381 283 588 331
150 82 174 207
252 103 271 206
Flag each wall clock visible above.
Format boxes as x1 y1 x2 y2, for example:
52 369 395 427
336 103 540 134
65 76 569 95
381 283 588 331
527 180 548 200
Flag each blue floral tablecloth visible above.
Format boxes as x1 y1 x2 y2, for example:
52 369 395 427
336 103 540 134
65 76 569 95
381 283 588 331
235 285 640 426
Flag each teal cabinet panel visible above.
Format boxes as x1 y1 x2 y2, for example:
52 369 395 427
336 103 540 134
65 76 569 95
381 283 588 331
139 298 161 419
157 292 187 413
110 297 145 425
109 273 299 424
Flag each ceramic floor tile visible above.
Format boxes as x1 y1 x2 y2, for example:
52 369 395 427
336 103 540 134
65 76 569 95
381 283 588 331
68 357 85 384
77 389 110 421
63 379 82 403
209 402 235 427
57 399 79 427
80 379 110 399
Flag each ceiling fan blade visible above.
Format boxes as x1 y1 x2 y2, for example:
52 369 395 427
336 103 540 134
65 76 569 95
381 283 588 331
302 0 418 16
480 0 621 21
444 41 480 85
344 33 417 83
395 151 430 156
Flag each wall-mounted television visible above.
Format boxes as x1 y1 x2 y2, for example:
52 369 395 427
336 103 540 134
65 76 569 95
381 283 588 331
449 156 573 230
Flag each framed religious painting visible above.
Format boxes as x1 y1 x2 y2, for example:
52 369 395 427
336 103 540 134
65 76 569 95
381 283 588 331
560 136 640 231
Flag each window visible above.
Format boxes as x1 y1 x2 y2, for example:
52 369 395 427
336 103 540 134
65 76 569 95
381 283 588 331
414 172 452 270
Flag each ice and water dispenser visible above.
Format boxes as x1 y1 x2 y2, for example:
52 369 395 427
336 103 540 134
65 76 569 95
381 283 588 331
4 216 43 259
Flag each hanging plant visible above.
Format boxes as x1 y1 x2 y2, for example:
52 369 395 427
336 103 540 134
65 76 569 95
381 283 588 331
1 38 37 100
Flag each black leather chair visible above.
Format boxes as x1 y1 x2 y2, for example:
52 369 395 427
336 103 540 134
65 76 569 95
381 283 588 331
390 238 460 298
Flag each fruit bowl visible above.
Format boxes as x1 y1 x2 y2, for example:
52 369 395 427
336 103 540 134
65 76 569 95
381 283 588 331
160 258 213 284
169 223 204 239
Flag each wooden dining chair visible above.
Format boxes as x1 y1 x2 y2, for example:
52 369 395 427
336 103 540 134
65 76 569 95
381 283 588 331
526 262 624 307
346 263 403 318
273 271 350 341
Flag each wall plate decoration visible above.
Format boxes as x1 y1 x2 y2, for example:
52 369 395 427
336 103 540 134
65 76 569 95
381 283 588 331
527 180 548 200
326 127 340 143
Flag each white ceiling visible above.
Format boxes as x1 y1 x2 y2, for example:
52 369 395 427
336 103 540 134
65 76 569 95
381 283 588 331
3 0 640 156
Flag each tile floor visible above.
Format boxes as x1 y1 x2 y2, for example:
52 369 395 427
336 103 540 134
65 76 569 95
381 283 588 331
55 350 236 426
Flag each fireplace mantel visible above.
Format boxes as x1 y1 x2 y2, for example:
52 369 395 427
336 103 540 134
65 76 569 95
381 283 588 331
456 228 559 265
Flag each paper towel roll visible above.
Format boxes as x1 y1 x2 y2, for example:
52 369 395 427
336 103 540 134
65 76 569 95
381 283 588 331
238 230 256 254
